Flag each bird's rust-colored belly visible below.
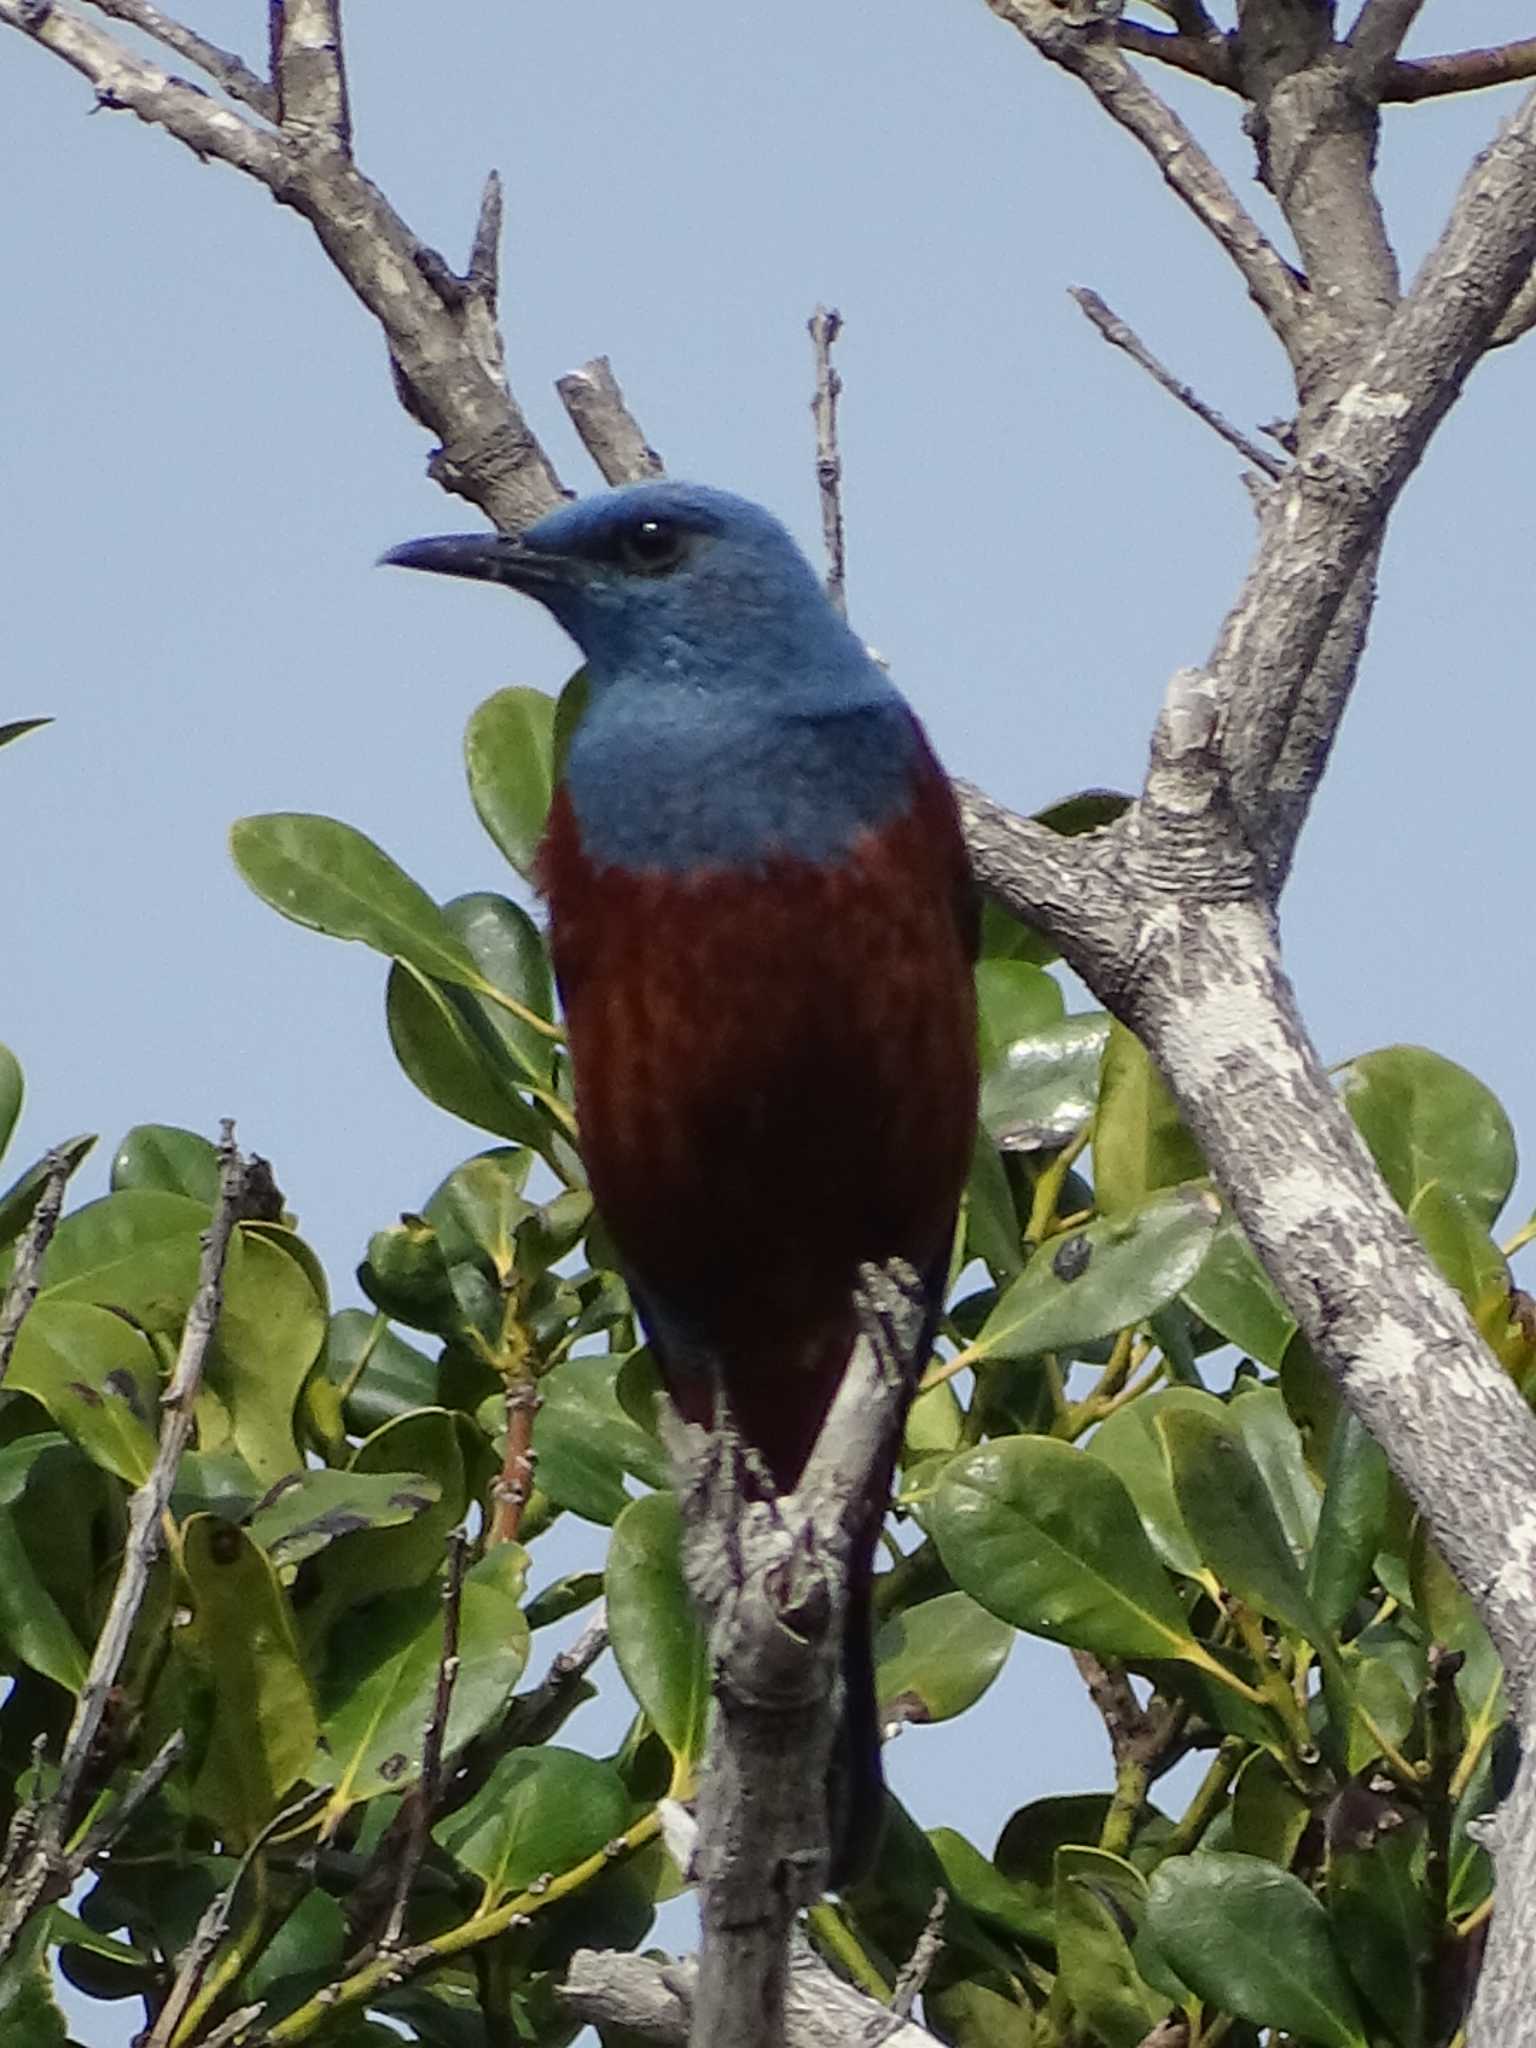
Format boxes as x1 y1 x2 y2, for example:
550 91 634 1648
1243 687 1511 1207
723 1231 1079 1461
540 780 977 1482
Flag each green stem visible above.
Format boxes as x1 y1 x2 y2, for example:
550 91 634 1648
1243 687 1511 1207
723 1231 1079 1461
1025 1121 1093 1247
265 1808 661 2043
805 1901 891 2001
1163 1739 1245 1858
1098 1749 1152 1859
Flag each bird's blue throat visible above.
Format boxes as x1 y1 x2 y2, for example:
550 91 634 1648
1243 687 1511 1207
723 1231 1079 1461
563 688 922 873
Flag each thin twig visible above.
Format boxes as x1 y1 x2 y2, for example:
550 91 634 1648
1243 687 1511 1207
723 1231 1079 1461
0 1145 78 1384
556 356 665 488
1383 39 1536 104
69 1729 186 1870
383 1532 469 1949
983 1 1306 351
1071 1650 1152 1760
490 1379 539 1546
81 0 277 117
198 2006 266 2048
808 306 848 616
1069 286 1286 479
467 169 503 304
888 1889 947 2020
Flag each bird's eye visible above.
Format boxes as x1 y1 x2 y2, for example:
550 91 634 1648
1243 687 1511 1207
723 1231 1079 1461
616 518 689 575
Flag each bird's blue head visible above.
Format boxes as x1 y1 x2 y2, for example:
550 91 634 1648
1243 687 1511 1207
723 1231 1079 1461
384 482 920 870
383 481 885 713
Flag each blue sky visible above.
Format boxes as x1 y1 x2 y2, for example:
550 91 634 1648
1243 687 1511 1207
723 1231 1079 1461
3 2 1534 2032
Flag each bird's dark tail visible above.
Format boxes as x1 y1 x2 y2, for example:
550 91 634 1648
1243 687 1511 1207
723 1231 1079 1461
828 1522 887 1887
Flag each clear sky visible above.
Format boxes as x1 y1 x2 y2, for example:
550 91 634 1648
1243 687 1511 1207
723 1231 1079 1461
3 3 1534 2037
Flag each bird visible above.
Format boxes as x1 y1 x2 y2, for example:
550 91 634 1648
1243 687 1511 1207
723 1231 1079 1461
384 482 979 1881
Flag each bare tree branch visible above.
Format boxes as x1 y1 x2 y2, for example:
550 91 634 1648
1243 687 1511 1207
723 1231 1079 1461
1113 20 1239 91
808 306 849 616
383 1531 468 1950
82 0 277 116
1069 285 1286 476
0 1144 79 1383
0 0 565 530
983 2 1306 350
561 1940 942 2048
673 1261 929 2048
271 0 350 150
1384 38 1536 105
1346 0 1427 75
556 356 665 488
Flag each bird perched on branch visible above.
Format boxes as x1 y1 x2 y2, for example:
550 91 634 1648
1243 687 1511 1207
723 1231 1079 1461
385 482 978 1881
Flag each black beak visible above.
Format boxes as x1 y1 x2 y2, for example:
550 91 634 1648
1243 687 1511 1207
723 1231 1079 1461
379 532 575 592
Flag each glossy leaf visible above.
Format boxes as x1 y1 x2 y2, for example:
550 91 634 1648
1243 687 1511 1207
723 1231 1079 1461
994 1791 1113 1895
1326 1810 1428 2048
35 1189 206 1336
0 1509 88 1692
7 1298 160 1484
970 1186 1219 1365
0 717 51 753
964 1129 1025 1285
1338 1044 1516 1227
979 1011 1109 1152
386 961 551 1152
1143 1853 1368 2047
931 1438 1206 1662
1229 1384 1321 1562
529 1354 669 1524
246 1468 441 1566
976 960 1064 1064
464 685 558 881
0 1045 20 1166
1093 1021 1204 1216
316 1545 530 1809
1183 1209 1296 1368
875 1591 1013 1724
206 1225 327 1483
110 1124 221 1202
1158 1405 1320 1640
1308 1408 1389 1630
1055 1845 1171 2048
1086 1386 1222 1580
432 1744 630 1906
607 1490 710 1760
440 892 557 1087
423 1148 535 1276
926 1826 1051 1946
1231 1751 1310 1866
178 1517 319 1846
322 1310 437 1433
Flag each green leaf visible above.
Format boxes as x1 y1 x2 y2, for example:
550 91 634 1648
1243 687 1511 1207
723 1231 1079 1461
1326 1808 1429 2048
964 1128 1025 1285
931 1438 1211 1664
205 1225 327 1483
607 1491 710 1761
231 813 485 993
178 1516 319 1846
1087 1386 1224 1580
432 1745 630 1906
7 1299 161 1484
1055 1845 1172 2048
246 1468 442 1567
1338 1044 1516 1228
979 1012 1109 1152
440 892 557 1088
1183 1208 1296 1368
322 1309 438 1434
0 1508 88 1691
386 961 552 1152
1231 1751 1311 1866
1093 1021 1204 1216
976 961 1065 1062
994 1791 1112 1895
424 1147 536 1275
110 1124 221 1202
0 1046 21 1168
527 1354 669 1524
464 686 558 881
970 1186 1219 1364
1143 1853 1368 2047
875 1591 1013 1724
34 1188 206 1336
1308 1408 1389 1631
927 1826 1051 1946
0 717 51 753
1158 1404 1320 1641
1229 1384 1321 1561
316 1545 530 1809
